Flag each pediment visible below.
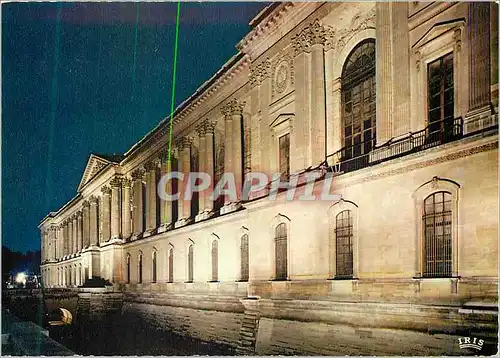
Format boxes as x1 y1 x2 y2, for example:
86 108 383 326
412 19 465 49
77 154 115 192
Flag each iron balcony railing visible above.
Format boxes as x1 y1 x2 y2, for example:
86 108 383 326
329 117 464 174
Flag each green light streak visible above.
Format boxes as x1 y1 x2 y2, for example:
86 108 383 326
167 2 181 164
163 2 181 223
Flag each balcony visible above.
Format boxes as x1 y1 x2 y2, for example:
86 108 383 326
328 117 473 174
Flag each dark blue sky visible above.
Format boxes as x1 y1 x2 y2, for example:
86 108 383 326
2 2 268 253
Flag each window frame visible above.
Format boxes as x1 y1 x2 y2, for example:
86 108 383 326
152 249 157 283
240 234 250 282
269 214 291 281
138 251 143 284
422 191 453 278
168 246 174 283
411 20 465 133
412 177 460 278
340 39 377 161
327 199 359 280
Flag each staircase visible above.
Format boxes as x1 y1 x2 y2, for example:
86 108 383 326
236 309 260 355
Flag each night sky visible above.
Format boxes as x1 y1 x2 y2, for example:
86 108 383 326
2 2 268 253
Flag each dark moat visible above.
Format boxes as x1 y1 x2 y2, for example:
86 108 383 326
2 289 235 356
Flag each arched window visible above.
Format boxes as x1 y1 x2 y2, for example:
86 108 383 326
341 39 376 164
168 248 174 283
138 252 143 284
423 192 452 277
187 244 194 282
126 255 131 284
240 234 249 282
152 251 157 283
274 223 287 280
335 210 353 278
211 240 218 282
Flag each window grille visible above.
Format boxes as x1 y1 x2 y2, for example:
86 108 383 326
126 255 130 284
152 251 157 283
168 248 174 283
423 192 452 277
188 245 194 282
211 240 218 281
335 210 353 278
275 223 288 280
240 234 249 281
138 254 143 284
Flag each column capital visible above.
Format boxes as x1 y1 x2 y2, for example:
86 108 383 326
82 200 90 208
175 136 193 150
222 99 245 118
76 210 82 218
121 177 132 188
196 122 208 136
110 176 122 188
293 19 326 55
71 213 78 221
131 168 145 180
205 121 217 134
144 160 159 171
89 195 99 204
101 185 112 195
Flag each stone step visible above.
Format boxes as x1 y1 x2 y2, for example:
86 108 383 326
241 325 255 332
240 331 255 338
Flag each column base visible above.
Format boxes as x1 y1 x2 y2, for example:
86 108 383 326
131 232 143 241
220 202 242 215
174 217 193 228
464 105 495 134
157 223 173 233
143 228 157 238
195 211 215 222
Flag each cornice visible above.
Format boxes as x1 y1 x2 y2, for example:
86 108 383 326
238 2 324 60
408 2 457 31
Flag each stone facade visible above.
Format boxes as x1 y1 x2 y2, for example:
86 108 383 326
39 2 498 355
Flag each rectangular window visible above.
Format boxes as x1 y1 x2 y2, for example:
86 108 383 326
279 133 290 180
427 53 454 139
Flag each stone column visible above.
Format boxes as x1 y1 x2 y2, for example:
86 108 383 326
101 186 111 242
205 122 216 213
121 178 132 239
159 151 173 228
293 29 312 170
175 137 192 227
310 20 327 166
76 211 83 252
40 231 45 262
258 60 272 175
110 176 122 240
196 125 207 218
68 218 74 255
223 108 233 206
89 196 99 247
72 214 78 254
466 2 492 125
376 3 393 143
231 101 244 203
50 227 56 260
63 222 68 256
82 200 90 249
131 169 145 236
145 161 158 233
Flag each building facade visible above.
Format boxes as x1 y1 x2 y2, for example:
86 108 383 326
39 2 498 355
